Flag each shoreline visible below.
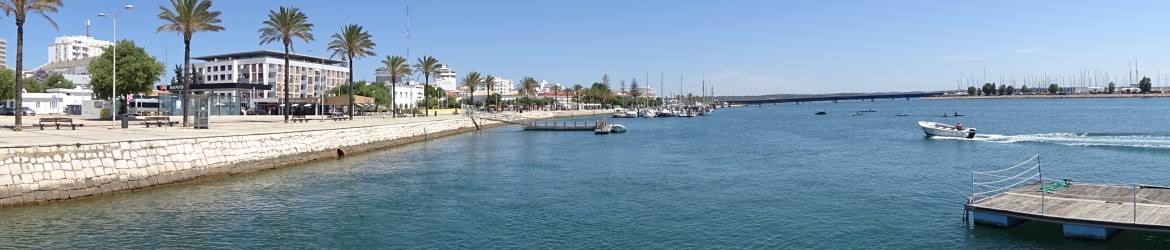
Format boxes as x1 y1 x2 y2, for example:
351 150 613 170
0 110 607 207
924 93 1170 100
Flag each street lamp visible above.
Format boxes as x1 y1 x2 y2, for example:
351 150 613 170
99 4 132 127
308 49 326 117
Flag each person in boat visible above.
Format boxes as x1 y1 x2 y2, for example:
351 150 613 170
954 122 964 130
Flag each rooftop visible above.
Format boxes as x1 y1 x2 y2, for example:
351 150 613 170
192 50 345 65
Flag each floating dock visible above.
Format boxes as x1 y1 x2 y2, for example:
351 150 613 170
521 121 596 131
966 155 1170 240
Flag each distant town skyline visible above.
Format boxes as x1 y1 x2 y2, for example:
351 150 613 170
3 1 1170 95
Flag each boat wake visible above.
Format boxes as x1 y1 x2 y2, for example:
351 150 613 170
935 132 1170 149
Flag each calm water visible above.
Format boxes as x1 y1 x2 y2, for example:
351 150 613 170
3 98 1170 248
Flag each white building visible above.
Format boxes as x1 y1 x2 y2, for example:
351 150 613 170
191 50 348 105
488 77 515 94
390 82 425 111
6 89 93 115
434 64 457 91
0 38 7 67
47 35 111 64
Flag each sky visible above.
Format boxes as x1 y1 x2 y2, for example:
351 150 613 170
1 0 1170 95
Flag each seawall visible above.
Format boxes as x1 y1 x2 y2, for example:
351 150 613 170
0 111 598 207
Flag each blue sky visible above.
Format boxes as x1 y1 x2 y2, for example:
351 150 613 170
1 0 1169 95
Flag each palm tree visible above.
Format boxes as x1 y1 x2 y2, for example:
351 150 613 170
483 75 495 110
376 55 411 116
413 56 439 116
157 0 224 127
328 24 376 119
258 6 313 123
550 85 562 109
460 71 482 107
1 0 61 131
520 76 538 97
572 84 583 110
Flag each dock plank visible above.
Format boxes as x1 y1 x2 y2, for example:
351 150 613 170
970 182 1170 232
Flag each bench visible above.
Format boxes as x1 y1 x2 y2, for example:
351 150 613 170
38 117 82 130
290 115 312 123
144 116 179 127
329 114 348 121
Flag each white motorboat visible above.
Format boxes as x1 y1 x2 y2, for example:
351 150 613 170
612 108 627 118
610 124 627 133
640 109 656 118
625 109 638 118
918 121 976 138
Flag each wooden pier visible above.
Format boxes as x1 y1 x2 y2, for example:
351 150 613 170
966 155 1170 240
521 121 597 131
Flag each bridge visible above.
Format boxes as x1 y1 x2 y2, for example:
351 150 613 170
724 91 948 106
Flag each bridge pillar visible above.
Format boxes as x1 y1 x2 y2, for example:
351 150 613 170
971 211 1026 228
1063 223 1118 240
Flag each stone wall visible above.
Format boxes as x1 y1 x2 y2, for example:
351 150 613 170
0 117 522 207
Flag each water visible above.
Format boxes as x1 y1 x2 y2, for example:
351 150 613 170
3 98 1170 248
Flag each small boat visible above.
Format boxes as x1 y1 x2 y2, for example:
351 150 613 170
851 112 862 116
610 124 626 133
625 109 638 118
612 108 626 118
640 109 656 118
860 109 877 112
815 110 827 115
918 121 976 138
952 112 964 117
895 113 909 116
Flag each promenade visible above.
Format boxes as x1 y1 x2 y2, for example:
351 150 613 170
0 110 605 147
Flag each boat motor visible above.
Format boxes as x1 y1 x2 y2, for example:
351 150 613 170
966 128 977 139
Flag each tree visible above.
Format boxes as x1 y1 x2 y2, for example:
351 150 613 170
520 76 538 98
2 0 62 131
630 78 640 98
1005 85 1015 95
572 84 584 108
157 0 225 127
966 86 977 95
620 79 626 94
981 83 995 96
1020 85 1030 94
0 67 14 101
43 72 72 89
1048 84 1060 94
997 84 1006 95
259 6 313 123
483 75 495 109
460 71 482 106
328 24 377 119
88 40 165 111
413 56 439 116
21 77 38 93
1107 82 1116 94
1139 76 1152 93
601 74 609 86
376 55 410 115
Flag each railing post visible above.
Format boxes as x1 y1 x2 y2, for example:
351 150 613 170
1038 155 1044 214
1134 182 1138 224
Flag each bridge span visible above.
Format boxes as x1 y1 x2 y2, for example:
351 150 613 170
725 91 947 106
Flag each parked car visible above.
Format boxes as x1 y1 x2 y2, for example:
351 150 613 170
0 107 34 116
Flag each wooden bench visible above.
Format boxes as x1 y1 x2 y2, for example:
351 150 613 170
38 117 81 130
144 116 179 127
290 115 312 123
329 115 348 121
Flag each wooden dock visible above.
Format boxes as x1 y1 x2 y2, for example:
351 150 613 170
966 155 1170 240
521 121 597 131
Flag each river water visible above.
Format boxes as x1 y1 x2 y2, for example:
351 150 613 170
3 98 1170 248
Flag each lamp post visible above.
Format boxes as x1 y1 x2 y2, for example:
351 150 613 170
98 5 133 126
308 49 327 117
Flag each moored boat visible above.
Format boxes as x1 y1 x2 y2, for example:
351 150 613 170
610 124 626 133
612 108 627 118
918 121 976 138
815 110 827 115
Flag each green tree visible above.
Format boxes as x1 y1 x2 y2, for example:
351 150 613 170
375 55 410 115
413 56 439 115
630 78 640 98
482 75 495 109
1005 85 1015 95
966 86 977 95
981 83 995 96
461 71 482 106
572 84 584 108
520 76 538 98
601 74 609 86
21 77 40 92
1020 85 1030 94
88 40 165 111
2 0 62 131
329 24 377 119
1048 84 1060 94
1107 82 1116 94
43 72 72 89
1139 76 1152 93
620 79 626 94
157 0 225 127
997 84 1006 95
259 6 313 123
0 66 14 101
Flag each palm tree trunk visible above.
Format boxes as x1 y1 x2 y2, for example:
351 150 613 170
13 21 23 131
182 39 191 127
424 74 430 116
283 44 290 123
348 55 354 120
391 78 397 117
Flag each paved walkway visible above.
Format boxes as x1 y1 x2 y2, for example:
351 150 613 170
0 110 607 147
